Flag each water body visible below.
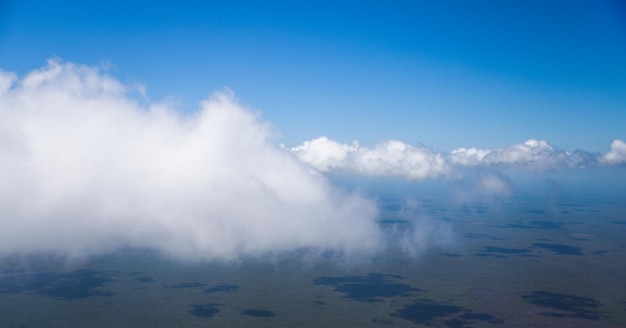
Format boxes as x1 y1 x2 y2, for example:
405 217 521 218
0 174 625 327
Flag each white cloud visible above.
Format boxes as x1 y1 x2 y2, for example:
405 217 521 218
291 138 451 180
451 139 580 169
449 147 491 166
0 60 389 261
294 137 623 179
601 139 626 165
0 70 17 94
350 140 450 179
289 136 357 172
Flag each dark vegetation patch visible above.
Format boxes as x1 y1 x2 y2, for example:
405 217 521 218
475 246 538 258
592 250 607 255
392 299 503 326
378 219 409 225
444 312 502 327
459 206 488 214
531 243 583 256
556 203 585 207
524 209 547 215
392 299 462 323
165 282 206 289
2 269 27 275
609 221 626 225
0 270 114 300
522 291 602 320
474 253 508 259
570 208 601 213
372 318 393 325
555 201 601 212
463 233 505 241
136 276 154 283
313 300 325 305
381 204 403 212
481 246 531 254
502 220 564 230
443 253 463 257
458 312 499 321
567 236 589 241
203 284 239 294
313 273 423 302
241 309 275 317
189 303 221 318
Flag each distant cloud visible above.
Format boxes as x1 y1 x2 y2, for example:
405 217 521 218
601 139 626 165
289 136 358 172
293 138 623 179
0 59 393 261
450 139 592 169
291 137 450 180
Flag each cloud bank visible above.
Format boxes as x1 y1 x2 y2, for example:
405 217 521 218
292 137 623 180
0 60 390 261
1 59 621 262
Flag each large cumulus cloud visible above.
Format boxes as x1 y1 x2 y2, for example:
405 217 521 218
0 60 387 261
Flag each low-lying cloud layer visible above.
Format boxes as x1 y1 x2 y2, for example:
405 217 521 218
292 137 624 180
0 60 390 261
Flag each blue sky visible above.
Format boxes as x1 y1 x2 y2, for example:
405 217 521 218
1 0 625 151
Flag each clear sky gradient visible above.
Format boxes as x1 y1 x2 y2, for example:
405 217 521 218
1 0 625 151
